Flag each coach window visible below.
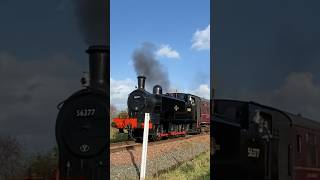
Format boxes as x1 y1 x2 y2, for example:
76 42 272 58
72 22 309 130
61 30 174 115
296 135 302 153
260 112 272 128
307 133 317 167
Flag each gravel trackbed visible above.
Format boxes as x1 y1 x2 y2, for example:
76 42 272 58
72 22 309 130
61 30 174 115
110 134 210 180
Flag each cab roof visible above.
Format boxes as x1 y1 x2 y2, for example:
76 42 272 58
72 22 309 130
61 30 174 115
215 99 320 130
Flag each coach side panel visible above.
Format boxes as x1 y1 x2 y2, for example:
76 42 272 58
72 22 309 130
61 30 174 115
200 100 210 125
293 125 320 180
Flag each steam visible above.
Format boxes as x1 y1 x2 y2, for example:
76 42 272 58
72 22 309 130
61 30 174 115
71 0 108 45
132 42 170 92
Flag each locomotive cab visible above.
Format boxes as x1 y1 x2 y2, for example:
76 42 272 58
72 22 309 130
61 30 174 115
213 99 292 180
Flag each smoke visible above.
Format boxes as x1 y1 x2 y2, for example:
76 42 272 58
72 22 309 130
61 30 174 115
132 42 170 92
71 0 108 45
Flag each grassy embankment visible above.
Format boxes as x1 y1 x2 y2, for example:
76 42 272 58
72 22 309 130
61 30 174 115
110 110 130 143
110 126 129 143
149 151 210 180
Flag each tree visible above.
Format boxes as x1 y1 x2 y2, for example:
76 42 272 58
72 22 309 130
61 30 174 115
0 135 26 179
118 110 129 118
25 146 58 178
110 104 117 119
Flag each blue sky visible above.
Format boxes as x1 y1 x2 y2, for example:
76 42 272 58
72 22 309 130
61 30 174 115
110 0 210 110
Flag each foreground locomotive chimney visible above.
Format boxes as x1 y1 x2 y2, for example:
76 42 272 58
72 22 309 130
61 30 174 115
137 76 146 90
86 45 109 93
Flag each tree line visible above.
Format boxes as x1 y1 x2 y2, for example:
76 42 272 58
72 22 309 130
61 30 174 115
0 105 127 179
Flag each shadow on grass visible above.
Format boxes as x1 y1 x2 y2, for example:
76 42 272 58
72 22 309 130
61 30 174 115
180 162 195 173
127 148 140 178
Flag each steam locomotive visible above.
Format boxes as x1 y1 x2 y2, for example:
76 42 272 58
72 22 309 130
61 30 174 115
213 99 320 180
112 76 210 141
55 45 109 179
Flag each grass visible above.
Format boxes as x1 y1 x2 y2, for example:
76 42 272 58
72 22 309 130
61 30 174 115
110 113 130 143
110 127 129 143
148 151 210 180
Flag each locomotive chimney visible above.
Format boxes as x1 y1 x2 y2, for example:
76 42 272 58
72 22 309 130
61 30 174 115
137 76 146 90
86 45 109 93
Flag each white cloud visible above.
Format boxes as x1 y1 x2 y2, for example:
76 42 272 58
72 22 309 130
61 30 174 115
219 72 320 120
169 84 210 99
110 78 136 110
268 72 320 119
191 24 210 50
156 44 181 59
191 84 210 99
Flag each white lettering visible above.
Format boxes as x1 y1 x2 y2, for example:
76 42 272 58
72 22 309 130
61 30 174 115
76 109 96 117
248 147 260 158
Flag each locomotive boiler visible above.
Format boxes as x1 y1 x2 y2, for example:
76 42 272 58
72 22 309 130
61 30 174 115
55 45 109 179
112 76 210 141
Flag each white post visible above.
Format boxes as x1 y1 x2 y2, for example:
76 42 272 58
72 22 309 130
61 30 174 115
140 113 150 180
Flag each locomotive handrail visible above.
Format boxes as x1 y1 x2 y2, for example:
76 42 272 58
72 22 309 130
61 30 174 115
57 100 65 110
288 144 293 176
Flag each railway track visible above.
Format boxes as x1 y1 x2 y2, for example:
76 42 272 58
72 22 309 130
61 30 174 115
110 140 140 153
110 133 209 153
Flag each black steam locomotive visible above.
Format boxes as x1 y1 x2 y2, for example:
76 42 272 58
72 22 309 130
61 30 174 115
213 99 320 180
55 45 109 179
112 76 210 141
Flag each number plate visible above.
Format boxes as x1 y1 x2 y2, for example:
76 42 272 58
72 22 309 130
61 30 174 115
76 109 96 117
248 147 260 158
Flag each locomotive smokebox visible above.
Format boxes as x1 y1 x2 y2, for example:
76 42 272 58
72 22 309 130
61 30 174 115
86 45 109 93
137 76 146 90
153 85 162 95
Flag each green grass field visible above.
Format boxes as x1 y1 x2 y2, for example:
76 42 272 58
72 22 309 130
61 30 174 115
149 151 210 180
110 127 129 143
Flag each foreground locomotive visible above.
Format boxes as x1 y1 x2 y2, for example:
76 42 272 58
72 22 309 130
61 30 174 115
112 76 209 141
213 99 320 180
55 45 109 179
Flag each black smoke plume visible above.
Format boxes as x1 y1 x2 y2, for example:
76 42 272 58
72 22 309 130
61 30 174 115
71 0 108 45
132 43 170 92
